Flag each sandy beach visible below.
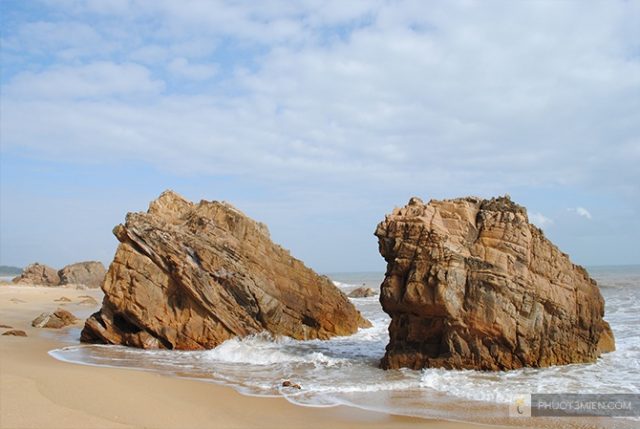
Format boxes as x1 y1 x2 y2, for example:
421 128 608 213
0 285 503 429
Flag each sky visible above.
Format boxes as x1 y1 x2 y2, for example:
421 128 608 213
1 0 639 273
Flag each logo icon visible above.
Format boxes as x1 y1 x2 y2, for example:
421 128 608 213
509 394 531 417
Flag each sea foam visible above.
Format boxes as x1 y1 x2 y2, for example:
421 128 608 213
50 269 640 428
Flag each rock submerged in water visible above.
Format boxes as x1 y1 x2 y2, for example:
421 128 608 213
376 196 615 371
348 287 377 298
282 380 302 389
78 295 99 306
81 190 370 349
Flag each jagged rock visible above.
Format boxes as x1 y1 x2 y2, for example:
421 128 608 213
348 287 377 298
32 308 78 329
376 196 615 371
58 261 106 288
82 190 370 349
12 263 60 286
2 330 27 337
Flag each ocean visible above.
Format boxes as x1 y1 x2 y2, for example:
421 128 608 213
51 266 640 428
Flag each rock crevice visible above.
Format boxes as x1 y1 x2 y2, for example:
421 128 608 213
376 195 614 371
81 190 369 349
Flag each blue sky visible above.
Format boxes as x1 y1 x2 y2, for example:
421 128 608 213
1 0 639 272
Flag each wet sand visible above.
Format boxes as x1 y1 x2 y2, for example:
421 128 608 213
0 285 504 429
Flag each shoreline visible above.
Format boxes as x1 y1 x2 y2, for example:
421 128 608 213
0 284 499 429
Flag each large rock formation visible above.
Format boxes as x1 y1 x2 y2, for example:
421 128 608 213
58 261 106 288
12 263 60 286
376 196 615 371
82 190 369 349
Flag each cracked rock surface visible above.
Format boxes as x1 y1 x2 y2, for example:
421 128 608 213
58 261 106 288
81 190 369 349
12 263 60 286
376 196 615 370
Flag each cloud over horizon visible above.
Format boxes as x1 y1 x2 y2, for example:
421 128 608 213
1 1 639 270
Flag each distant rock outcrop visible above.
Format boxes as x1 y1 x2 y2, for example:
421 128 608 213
82 190 370 349
12 263 60 286
348 287 377 298
58 261 106 288
32 308 78 329
376 196 615 371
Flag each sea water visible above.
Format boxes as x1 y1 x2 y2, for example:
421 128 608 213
50 267 640 428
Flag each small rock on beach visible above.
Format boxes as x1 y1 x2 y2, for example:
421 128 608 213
3 330 27 337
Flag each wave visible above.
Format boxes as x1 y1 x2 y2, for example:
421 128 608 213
332 280 357 289
197 333 350 367
48 272 640 428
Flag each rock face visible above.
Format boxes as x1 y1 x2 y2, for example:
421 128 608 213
32 308 78 328
376 196 615 371
12 263 60 286
58 261 106 288
81 190 369 349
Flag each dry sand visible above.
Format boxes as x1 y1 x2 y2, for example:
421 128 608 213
0 285 506 429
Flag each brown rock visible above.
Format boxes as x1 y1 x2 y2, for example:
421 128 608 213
54 296 72 303
0 324 13 329
79 296 99 306
32 308 78 329
81 190 369 349
282 380 301 389
58 261 106 288
2 330 27 337
376 196 615 371
12 263 60 286
348 287 377 298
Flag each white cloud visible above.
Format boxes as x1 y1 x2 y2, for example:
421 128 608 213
529 212 554 229
1 1 639 197
567 207 593 220
2 0 640 271
576 207 593 220
4 62 164 99
2 21 109 60
167 58 218 81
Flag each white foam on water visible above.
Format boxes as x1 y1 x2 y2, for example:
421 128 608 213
194 333 349 367
332 280 355 289
419 363 635 405
49 269 640 428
